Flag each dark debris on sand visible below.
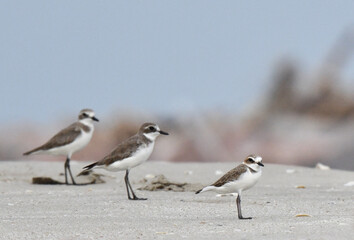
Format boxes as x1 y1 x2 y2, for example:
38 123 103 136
138 174 203 192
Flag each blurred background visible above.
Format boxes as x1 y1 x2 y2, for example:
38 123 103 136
1 1 354 170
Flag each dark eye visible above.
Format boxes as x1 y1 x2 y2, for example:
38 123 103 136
149 126 156 131
83 113 88 117
248 158 254 163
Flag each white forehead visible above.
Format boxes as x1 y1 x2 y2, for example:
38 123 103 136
80 109 95 116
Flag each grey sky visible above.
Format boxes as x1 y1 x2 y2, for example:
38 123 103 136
1 1 354 124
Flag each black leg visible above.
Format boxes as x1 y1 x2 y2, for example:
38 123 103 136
125 170 147 200
124 170 133 200
64 159 69 185
236 194 252 220
127 177 147 200
65 157 76 185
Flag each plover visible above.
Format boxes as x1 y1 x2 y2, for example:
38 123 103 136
196 154 264 219
23 109 99 185
78 122 168 200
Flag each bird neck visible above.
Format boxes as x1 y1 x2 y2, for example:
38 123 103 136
79 118 94 130
142 133 158 142
245 163 261 173
140 133 154 144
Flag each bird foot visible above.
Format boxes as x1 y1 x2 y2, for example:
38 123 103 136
129 196 148 201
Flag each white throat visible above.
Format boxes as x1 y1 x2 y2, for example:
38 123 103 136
246 163 262 172
79 118 94 129
143 133 159 141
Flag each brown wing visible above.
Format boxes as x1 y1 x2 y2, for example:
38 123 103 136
96 135 143 166
23 122 82 155
212 164 248 187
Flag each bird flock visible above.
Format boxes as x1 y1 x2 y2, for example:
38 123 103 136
23 108 264 220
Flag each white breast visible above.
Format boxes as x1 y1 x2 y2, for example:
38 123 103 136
105 142 155 172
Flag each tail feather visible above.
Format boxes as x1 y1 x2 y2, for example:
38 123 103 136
23 148 41 156
77 162 98 177
83 162 98 170
23 144 48 155
23 151 32 156
195 186 215 194
195 188 203 194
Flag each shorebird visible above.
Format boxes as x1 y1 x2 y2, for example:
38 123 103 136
196 154 264 219
23 109 99 185
78 122 168 200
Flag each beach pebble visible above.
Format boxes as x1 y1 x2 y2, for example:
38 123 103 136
315 163 330 170
144 174 155 179
295 214 311 217
344 181 354 187
215 170 224 175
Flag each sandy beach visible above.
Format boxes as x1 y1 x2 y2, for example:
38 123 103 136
1 160 353 240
